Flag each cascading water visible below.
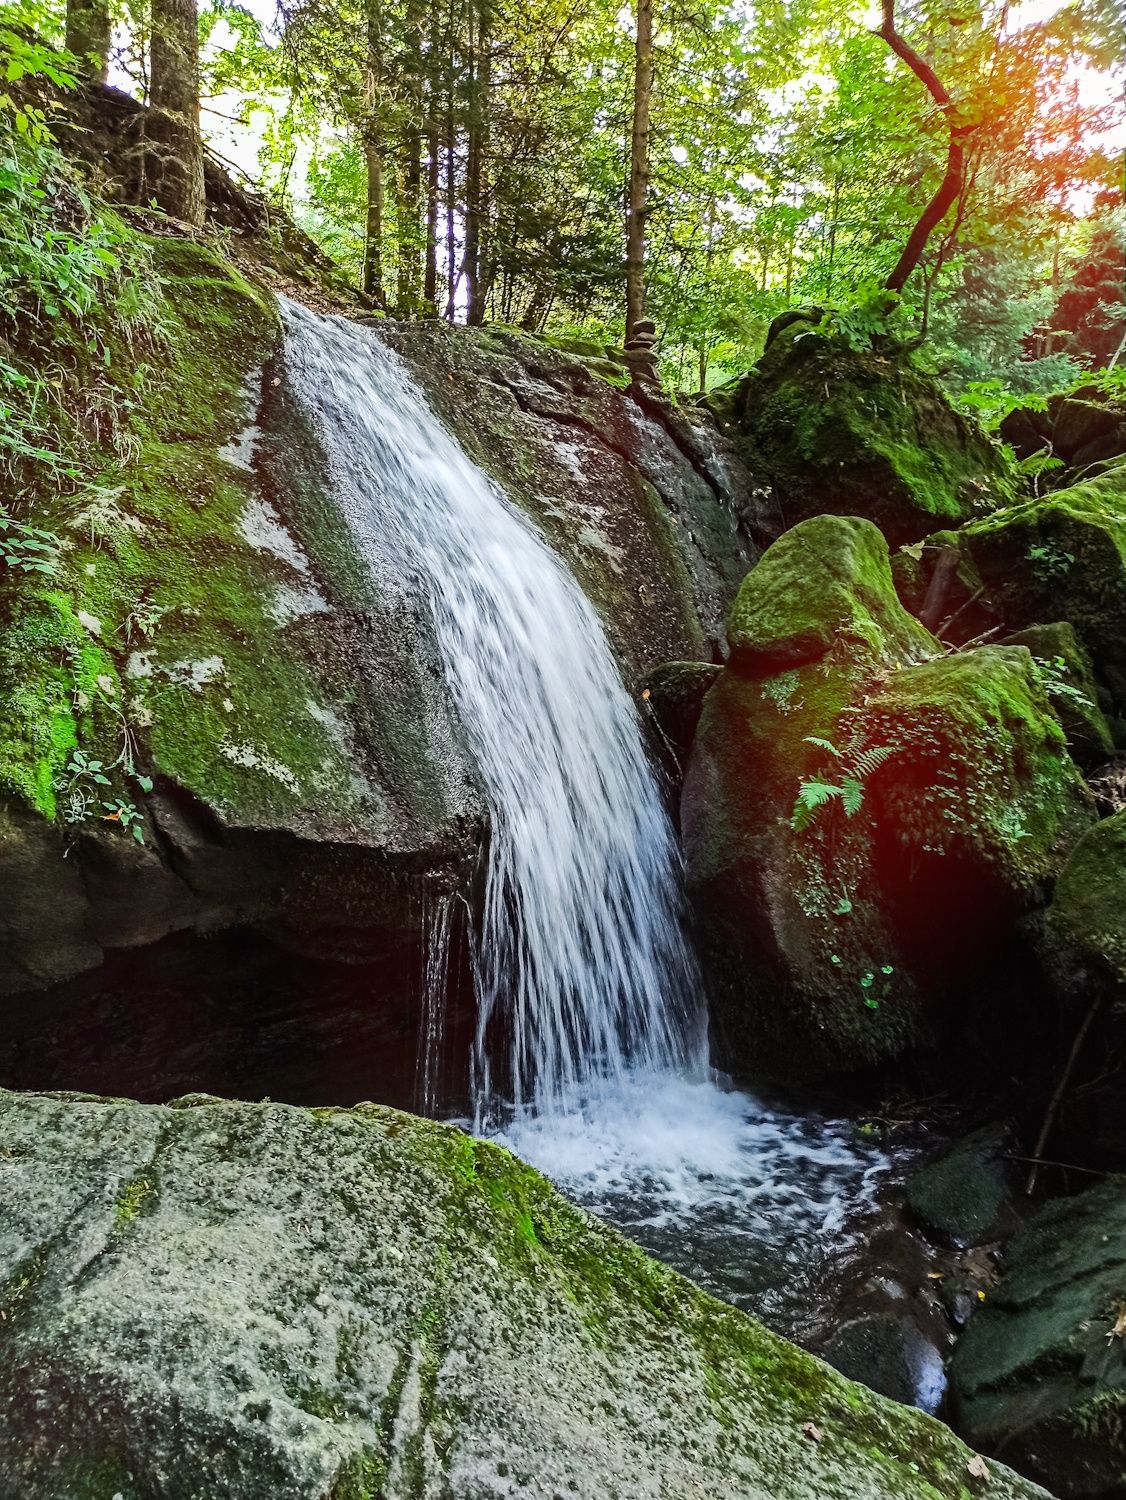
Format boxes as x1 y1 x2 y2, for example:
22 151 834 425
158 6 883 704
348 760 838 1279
281 300 915 1346
280 299 704 1125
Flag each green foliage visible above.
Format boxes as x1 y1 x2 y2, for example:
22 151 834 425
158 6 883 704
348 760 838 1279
791 735 897 832
0 507 59 573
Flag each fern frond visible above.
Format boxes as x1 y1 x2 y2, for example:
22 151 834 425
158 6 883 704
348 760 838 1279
803 735 843 759
851 744 897 780
790 780 842 832
840 776 865 817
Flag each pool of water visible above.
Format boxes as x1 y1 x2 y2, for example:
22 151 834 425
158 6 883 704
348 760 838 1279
488 1070 918 1344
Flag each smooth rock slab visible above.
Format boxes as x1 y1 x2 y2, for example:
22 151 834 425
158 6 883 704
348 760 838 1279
0 1091 1049 1500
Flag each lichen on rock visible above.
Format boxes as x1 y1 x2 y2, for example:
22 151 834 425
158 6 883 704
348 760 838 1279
0 1088 1049 1500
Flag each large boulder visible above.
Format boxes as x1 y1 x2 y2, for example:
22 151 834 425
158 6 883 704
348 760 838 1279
0 1088 1049 1500
683 515 1093 1082
705 322 1014 546
894 466 1126 714
950 1176 1126 1498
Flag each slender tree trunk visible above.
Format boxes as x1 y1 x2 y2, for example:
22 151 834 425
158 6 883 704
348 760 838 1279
424 136 440 310
625 0 652 339
363 132 386 302
147 0 204 223
395 0 425 314
878 0 968 297
825 171 841 297
66 0 111 82
464 0 491 324
362 0 386 303
443 0 458 320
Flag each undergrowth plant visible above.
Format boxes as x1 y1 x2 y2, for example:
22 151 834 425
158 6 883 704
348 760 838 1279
791 735 898 833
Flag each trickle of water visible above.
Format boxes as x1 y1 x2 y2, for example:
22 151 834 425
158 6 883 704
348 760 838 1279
415 888 456 1118
280 301 704 1123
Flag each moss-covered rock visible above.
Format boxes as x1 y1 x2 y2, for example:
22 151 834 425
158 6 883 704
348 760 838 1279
683 520 1093 1081
0 233 485 1003
1003 623 1115 769
1045 810 1126 992
0 1088 1048 1500
894 466 1126 714
725 514 936 671
710 326 1013 547
905 1125 1015 1248
950 1176 1126 1498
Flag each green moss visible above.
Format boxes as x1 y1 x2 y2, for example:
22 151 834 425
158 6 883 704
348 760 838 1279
725 514 938 672
0 224 375 833
114 1173 156 1224
1047 809 1126 986
730 328 1014 545
899 465 1126 710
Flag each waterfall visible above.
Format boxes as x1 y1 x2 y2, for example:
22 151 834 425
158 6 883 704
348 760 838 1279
280 301 704 1123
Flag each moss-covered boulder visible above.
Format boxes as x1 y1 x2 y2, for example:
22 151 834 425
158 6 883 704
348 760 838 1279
0 235 484 1011
708 324 1013 546
725 513 937 671
0 1088 1048 1500
1003 623 1115 770
950 1176 1126 1498
894 466 1126 715
683 517 1093 1081
1044 810 1126 993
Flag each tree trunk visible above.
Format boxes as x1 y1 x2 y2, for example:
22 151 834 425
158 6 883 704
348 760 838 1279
66 0 111 82
878 0 968 297
362 0 386 304
363 132 386 303
147 0 204 224
464 0 491 324
443 0 458 321
625 0 652 339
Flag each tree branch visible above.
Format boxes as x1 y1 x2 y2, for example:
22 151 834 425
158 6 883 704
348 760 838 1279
877 0 970 298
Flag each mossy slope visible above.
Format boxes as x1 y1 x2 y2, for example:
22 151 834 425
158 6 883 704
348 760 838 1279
0 1088 1049 1500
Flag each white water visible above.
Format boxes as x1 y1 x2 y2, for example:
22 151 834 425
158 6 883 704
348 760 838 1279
281 301 703 1123
282 303 907 1336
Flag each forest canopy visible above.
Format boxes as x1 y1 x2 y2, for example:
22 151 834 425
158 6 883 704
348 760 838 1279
2 0 1124 394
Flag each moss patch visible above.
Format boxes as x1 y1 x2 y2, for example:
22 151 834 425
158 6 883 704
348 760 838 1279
720 326 1014 546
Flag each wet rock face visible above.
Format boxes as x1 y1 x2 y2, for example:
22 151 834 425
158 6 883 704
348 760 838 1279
377 320 753 680
0 1090 1048 1500
0 229 752 1104
950 1176 1126 1499
682 515 1094 1083
704 322 1014 548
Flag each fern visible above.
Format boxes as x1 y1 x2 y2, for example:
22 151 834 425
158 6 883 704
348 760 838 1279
840 776 865 818
851 744 897 780
803 735 843 759
790 780 842 832
792 737 898 833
